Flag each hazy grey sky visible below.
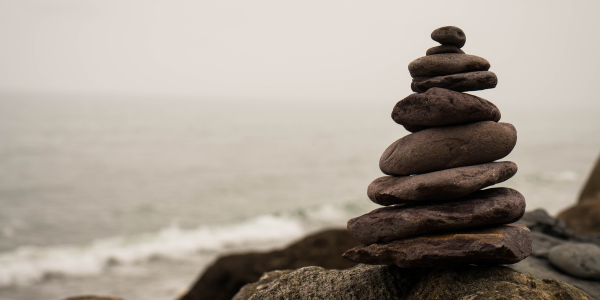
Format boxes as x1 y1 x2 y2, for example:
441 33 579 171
1 1 599 108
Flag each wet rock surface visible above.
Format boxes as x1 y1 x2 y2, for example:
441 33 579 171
380 121 517 176
234 263 593 300
411 71 498 93
367 161 517 205
343 224 532 268
431 26 467 48
350 188 525 244
408 54 490 77
392 87 500 128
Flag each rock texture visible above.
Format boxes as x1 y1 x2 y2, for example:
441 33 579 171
368 161 517 205
411 71 498 93
392 88 500 129
343 224 531 267
431 26 467 48
178 229 360 300
426 44 465 56
549 243 600 280
559 151 600 234
380 121 517 175
349 188 525 244
408 54 490 77
233 263 593 300
62 297 124 300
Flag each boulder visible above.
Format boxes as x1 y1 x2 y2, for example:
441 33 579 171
426 44 465 55
349 188 525 244
411 71 498 93
408 54 489 77
368 161 517 205
557 199 600 234
431 26 466 48
343 224 531 268
178 229 361 300
234 263 593 300
578 151 600 203
548 243 600 280
517 209 600 244
392 88 501 129
380 121 517 176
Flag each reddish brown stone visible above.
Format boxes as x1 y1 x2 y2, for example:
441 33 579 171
368 162 517 206
411 71 498 93
426 45 465 56
392 88 500 130
349 188 525 244
408 54 489 78
343 224 532 268
431 26 466 48
380 121 517 176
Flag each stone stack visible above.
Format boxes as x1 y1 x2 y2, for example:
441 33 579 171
342 26 532 268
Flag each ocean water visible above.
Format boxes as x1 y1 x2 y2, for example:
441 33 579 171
0 93 599 300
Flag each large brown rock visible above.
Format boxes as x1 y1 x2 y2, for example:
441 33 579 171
557 198 600 234
431 26 466 48
408 54 490 78
368 162 517 206
349 188 525 245
234 263 593 300
380 121 517 176
411 71 498 93
343 224 531 268
426 44 465 56
392 88 501 130
178 229 361 300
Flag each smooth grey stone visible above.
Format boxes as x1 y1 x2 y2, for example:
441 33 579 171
368 161 517 205
392 87 500 131
411 71 498 93
409 54 490 78
426 44 465 56
349 188 526 245
431 26 466 48
380 121 517 176
549 243 600 280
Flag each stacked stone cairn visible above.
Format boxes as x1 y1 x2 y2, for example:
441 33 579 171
342 26 532 268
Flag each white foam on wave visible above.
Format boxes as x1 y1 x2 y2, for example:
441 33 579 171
0 201 371 288
0 214 307 288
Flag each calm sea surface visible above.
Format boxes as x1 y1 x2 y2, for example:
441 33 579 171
0 93 598 300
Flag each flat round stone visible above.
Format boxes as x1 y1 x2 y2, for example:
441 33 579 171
408 54 490 78
349 188 526 245
380 121 517 176
368 161 517 206
392 88 500 130
549 243 600 280
411 71 498 93
426 45 465 56
343 224 532 268
431 26 466 48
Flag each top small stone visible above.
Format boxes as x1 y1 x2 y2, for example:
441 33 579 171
431 26 466 48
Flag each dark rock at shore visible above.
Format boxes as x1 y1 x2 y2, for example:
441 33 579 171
392 87 500 129
411 71 498 93
426 44 465 55
368 161 517 205
517 209 600 245
408 54 489 78
343 224 532 268
549 243 600 280
557 199 600 234
234 263 592 300
577 151 600 203
380 121 517 176
178 229 361 300
349 188 525 244
431 26 466 48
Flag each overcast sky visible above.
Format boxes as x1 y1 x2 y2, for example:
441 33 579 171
1 0 599 109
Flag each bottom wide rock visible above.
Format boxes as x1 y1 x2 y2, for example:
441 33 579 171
233 264 592 300
343 224 531 267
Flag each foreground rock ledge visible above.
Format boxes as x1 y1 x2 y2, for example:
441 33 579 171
233 264 593 300
344 224 531 267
